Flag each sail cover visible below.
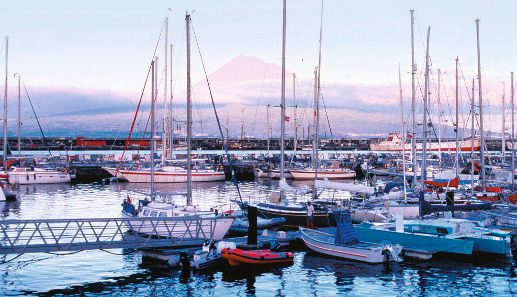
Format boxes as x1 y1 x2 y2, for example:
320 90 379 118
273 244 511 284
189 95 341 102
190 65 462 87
315 178 375 195
279 178 312 195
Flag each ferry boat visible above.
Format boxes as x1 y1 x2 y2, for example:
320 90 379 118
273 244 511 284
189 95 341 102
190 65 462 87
371 132 480 152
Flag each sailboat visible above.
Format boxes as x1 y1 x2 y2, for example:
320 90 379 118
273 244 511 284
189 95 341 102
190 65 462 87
122 14 234 241
290 67 355 180
239 0 337 228
0 39 70 185
118 18 224 184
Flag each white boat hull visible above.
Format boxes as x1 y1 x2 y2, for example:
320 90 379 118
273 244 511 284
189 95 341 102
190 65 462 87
127 216 235 240
119 170 225 183
291 169 355 180
300 228 398 264
9 171 71 184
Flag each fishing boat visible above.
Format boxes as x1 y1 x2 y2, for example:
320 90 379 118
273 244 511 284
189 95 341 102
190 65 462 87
8 167 71 184
221 246 294 267
300 211 403 264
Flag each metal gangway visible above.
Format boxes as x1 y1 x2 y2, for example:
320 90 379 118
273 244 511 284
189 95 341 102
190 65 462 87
0 216 228 255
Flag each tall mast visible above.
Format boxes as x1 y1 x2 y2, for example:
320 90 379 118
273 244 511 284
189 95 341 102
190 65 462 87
312 67 318 177
16 73 20 156
438 68 442 166
421 26 430 189
511 72 515 190
186 13 193 205
280 0 287 181
150 59 156 199
399 64 407 203
3 37 8 170
314 0 324 183
476 19 485 189
293 73 298 154
455 58 459 177
502 81 506 162
169 43 174 157
162 17 168 163
471 79 475 195
410 10 417 185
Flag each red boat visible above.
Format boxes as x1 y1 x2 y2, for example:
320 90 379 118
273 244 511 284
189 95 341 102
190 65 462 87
221 248 294 267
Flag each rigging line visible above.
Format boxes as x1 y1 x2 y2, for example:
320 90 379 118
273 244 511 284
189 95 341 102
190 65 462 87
21 81 52 156
458 60 480 132
320 90 338 155
191 24 243 203
119 20 166 166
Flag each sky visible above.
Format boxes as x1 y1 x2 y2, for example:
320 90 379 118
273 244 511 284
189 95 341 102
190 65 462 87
1 1 517 136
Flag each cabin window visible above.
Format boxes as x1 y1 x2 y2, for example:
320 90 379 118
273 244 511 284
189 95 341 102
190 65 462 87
436 227 449 235
159 212 167 217
150 211 158 217
34 175 36 180
143 210 150 216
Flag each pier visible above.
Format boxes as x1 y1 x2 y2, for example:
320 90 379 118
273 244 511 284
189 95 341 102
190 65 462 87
0 216 226 255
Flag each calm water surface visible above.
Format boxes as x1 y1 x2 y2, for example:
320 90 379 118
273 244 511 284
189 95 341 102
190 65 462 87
0 180 516 296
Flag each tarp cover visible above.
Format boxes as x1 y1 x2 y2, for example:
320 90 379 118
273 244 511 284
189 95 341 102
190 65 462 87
279 178 312 195
315 178 375 195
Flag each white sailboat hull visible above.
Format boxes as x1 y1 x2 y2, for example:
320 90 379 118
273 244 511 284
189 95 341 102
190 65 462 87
119 170 225 183
9 171 71 184
291 169 355 180
127 216 235 240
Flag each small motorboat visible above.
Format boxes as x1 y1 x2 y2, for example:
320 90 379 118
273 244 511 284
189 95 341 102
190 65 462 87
221 242 294 267
190 240 224 271
300 210 403 264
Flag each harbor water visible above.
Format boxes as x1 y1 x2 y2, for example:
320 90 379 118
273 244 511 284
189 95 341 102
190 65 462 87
1 180 516 296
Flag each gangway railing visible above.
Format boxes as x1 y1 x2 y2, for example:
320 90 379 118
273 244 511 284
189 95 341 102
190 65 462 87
0 215 231 255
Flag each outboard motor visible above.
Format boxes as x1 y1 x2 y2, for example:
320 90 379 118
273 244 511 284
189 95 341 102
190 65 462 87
247 206 258 245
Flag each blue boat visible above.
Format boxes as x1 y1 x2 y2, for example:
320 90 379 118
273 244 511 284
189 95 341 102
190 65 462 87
355 218 513 258
355 221 474 258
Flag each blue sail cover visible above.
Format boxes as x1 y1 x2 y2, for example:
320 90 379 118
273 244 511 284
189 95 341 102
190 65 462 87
334 210 358 245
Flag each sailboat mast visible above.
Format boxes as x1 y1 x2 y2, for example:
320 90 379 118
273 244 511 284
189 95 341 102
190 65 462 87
471 79 475 194
186 13 193 205
163 17 168 163
169 43 174 157
502 82 506 161
17 73 20 156
312 67 319 179
150 59 156 199
455 58 459 177
511 72 515 190
438 68 442 166
399 64 407 203
293 73 298 154
314 0 324 183
410 10 417 185
3 36 8 170
280 0 287 181
421 26 430 189
476 19 485 189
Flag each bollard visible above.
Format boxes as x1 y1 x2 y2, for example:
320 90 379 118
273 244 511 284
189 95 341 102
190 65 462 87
247 206 258 245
